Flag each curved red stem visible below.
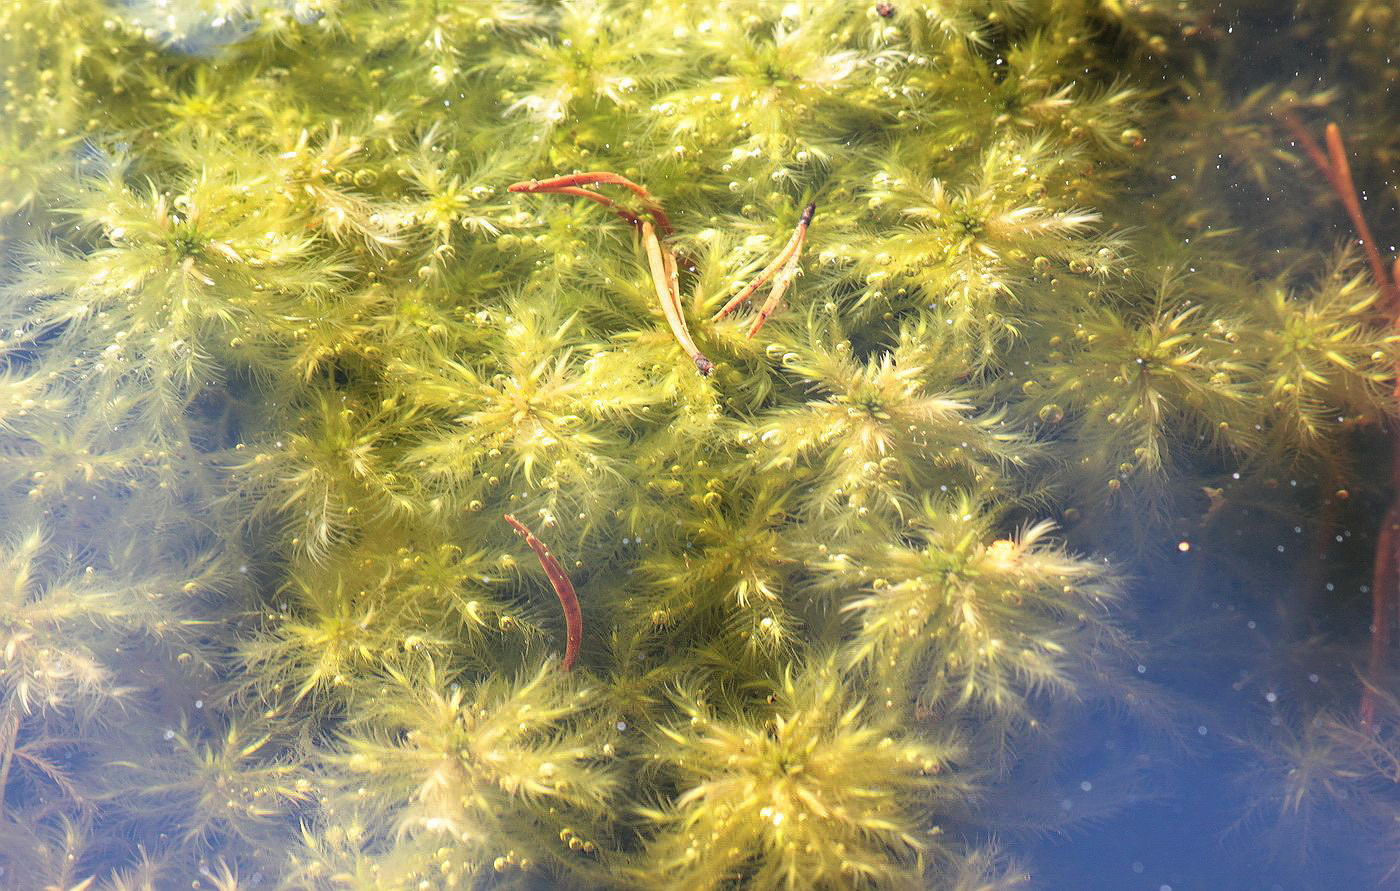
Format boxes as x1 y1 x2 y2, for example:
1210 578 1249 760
508 171 675 236
538 186 643 229
504 514 582 670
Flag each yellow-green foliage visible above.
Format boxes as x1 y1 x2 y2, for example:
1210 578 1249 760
831 496 1121 718
638 660 965 890
1 0 1398 887
311 659 618 887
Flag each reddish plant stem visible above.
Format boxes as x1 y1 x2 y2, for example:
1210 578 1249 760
1283 113 1400 727
510 172 709 369
1281 114 1399 308
712 202 816 325
508 171 675 236
746 203 817 338
504 514 582 670
508 170 656 203
1323 125 1400 308
1365 470 1400 728
536 186 644 229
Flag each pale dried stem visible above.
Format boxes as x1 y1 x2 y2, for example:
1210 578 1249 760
642 221 713 375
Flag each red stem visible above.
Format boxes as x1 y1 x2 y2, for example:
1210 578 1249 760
1280 111 1343 193
712 203 817 324
508 171 675 236
1282 114 1400 728
746 208 815 339
508 171 655 203
1323 124 1400 308
536 186 643 229
504 514 582 670
1364 476 1400 729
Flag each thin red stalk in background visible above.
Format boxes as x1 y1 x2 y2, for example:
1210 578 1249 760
1282 112 1400 728
1369 494 1400 728
1281 115 1399 307
504 514 582 670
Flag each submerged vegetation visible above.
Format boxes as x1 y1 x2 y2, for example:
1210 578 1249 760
1 0 1399 887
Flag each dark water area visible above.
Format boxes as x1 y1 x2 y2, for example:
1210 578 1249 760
2 1 1399 889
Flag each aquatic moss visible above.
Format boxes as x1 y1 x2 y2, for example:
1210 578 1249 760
2 0 1399 887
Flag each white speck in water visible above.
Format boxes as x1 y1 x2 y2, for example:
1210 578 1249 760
164 729 175 740
1079 780 1092 792
195 699 203 709
1132 861 1144 874
1265 691 1277 703
1197 725 1208 736
1308 673 1319 684
616 721 627 732
1136 664 1146 674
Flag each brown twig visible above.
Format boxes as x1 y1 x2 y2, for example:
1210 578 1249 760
504 514 582 670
